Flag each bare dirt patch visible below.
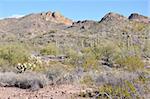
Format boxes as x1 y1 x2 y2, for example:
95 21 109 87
0 84 88 99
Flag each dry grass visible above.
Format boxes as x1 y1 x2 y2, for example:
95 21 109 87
0 72 49 91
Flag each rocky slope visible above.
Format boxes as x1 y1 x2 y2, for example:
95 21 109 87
0 11 72 41
0 11 149 49
129 13 150 24
0 11 150 99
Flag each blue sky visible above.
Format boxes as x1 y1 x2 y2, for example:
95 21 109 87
0 0 149 21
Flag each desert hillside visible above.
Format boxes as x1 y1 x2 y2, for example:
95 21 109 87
0 11 150 99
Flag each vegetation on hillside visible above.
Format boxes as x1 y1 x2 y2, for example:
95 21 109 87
0 12 149 98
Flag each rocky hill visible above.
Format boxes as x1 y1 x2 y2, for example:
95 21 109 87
0 11 72 42
0 11 150 99
0 11 149 49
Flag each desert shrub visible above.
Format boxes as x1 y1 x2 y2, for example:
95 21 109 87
95 71 148 98
46 68 63 84
45 61 83 85
80 41 122 70
95 41 121 67
80 39 145 70
123 44 142 57
97 74 149 99
40 43 60 55
81 47 91 54
63 46 100 71
95 71 139 86
0 72 49 91
116 55 144 71
132 22 147 32
63 40 123 70
0 58 8 67
78 71 148 98
81 45 103 70
98 81 140 99
64 48 83 67
82 46 101 60
66 48 79 59
143 39 150 58
100 45 117 67
49 30 57 33
80 75 94 86
31 65 47 72
100 45 115 58
0 44 29 66
82 53 99 71
45 63 72 84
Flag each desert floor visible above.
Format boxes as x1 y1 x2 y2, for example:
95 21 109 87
0 84 90 99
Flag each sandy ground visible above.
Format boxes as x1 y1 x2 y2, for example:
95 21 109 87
0 84 90 99
0 84 149 99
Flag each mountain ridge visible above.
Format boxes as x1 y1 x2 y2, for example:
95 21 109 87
1 11 149 24
0 11 149 48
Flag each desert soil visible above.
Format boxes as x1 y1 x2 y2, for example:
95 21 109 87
0 84 90 99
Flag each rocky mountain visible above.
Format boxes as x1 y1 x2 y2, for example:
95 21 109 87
0 11 149 50
0 11 150 99
0 11 72 40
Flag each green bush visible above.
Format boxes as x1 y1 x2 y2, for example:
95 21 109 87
143 39 150 58
132 22 147 32
80 41 121 69
82 53 99 71
49 30 57 33
64 48 83 67
0 58 7 66
80 75 94 86
40 43 60 55
98 81 140 99
0 44 29 66
116 55 144 71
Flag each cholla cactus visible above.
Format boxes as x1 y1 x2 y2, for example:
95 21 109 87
16 55 42 73
16 62 36 73
16 63 26 73
29 55 42 65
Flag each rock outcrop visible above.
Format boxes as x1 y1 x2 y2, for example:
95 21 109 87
128 13 150 24
41 11 73 25
0 11 73 38
100 12 128 22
